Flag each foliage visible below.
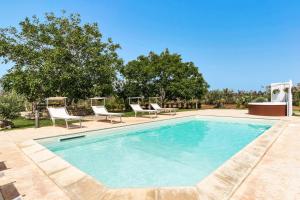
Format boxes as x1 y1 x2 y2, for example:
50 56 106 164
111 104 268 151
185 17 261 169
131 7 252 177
272 89 280 95
0 91 25 120
119 49 209 102
215 98 225 108
292 86 300 106
104 96 125 111
204 89 231 105
252 97 268 103
205 89 268 108
0 12 122 103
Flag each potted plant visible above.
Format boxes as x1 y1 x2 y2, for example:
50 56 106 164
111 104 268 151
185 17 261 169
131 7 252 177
283 87 290 101
272 88 280 95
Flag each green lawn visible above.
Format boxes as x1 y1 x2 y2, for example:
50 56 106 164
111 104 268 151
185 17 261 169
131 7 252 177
1 117 79 131
294 111 300 116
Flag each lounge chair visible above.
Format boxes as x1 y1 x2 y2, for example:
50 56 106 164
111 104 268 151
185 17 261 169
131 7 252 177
130 104 157 118
47 107 82 128
150 103 177 115
92 106 123 123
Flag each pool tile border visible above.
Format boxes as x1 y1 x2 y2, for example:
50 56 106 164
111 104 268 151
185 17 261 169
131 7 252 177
196 120 287 200
19 118 287 200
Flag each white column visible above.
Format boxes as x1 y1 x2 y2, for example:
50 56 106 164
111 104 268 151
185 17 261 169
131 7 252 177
288 80 293 116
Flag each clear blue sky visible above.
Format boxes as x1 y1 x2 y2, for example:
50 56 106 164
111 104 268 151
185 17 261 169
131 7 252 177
0 0 299 90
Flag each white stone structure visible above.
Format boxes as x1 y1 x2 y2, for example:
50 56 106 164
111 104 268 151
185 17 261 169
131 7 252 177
270 80 293 116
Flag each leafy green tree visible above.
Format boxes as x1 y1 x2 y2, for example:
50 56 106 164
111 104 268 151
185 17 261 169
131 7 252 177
0 91 25 120
292 85 300 106
205 89 269 108
0 12 122 106
120 49 208 102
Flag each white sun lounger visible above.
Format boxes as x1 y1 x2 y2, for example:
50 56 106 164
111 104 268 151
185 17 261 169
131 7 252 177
150 103 177 115
47 107 82 128
92 106 123 123
130 104 157 118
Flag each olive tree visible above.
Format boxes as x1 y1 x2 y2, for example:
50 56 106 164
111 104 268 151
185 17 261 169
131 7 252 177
120 49 209 102
0 12 122 106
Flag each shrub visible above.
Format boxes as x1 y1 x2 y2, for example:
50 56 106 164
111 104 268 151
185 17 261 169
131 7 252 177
252 97 268 103
272 89 280 95
235 99 241 108
235 96 252 108
105 97 125 111
214 98 225 108
0 91 25 120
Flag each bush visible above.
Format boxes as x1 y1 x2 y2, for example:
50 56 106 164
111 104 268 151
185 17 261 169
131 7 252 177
252 97 268 103
0 92 25 120
214 98 225 108
105 97 125 111
235 96 252 108
236 100 241 108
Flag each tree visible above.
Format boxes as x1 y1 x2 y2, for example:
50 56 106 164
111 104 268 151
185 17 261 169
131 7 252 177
120 49 208 102
0 91 24 120
0 12 122 106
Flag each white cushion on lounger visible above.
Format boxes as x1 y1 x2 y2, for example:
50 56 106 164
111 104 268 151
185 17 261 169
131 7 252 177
92 106 123 116
130 104 157 112
47 107 81 119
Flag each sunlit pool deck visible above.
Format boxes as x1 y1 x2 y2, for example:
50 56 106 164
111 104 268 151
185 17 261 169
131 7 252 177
1 109 300 200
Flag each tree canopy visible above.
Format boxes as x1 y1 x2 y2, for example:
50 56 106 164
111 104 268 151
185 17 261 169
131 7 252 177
0 12 209 107
120 49 209 101
0 12 122 103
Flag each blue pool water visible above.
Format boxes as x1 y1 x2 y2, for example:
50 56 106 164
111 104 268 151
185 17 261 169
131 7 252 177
40 117 271 188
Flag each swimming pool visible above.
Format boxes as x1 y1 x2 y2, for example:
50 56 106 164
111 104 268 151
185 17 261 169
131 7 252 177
39 117 272 188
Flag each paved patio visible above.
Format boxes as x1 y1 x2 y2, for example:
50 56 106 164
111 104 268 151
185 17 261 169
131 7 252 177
0 109 299 200
231 118 300 200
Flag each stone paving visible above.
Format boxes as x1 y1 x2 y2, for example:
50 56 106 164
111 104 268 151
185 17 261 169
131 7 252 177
230 118 300 200
0 109 299 200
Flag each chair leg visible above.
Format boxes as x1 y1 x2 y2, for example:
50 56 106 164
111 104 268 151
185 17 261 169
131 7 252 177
120 116 122 122
110 116 112 124
52 119 55 127
135 112 137 118
80 120 82 128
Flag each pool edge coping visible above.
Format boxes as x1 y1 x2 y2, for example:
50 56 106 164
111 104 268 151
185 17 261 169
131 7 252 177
33 113 278 141
18 117 287 200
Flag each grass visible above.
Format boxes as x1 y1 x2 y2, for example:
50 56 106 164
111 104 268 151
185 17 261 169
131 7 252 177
121 111 136 117
293 111 300 116
1 117 80 131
